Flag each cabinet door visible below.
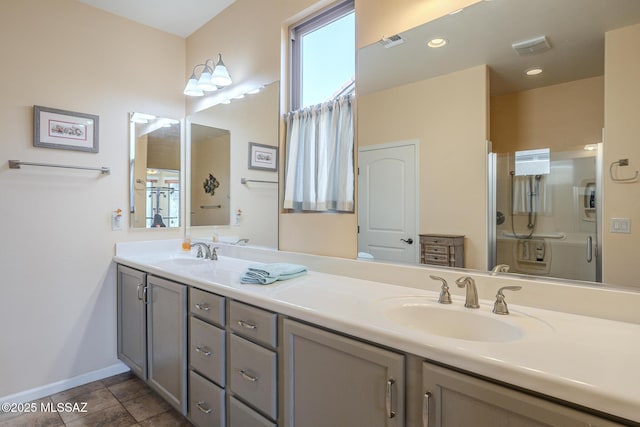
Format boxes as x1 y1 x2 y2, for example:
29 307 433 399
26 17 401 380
283 319 404 427
422 361 625 427
147 275 187 415
117 265 147 379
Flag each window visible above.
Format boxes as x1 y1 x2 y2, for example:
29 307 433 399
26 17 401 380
290 1 355 110
283 1 355 212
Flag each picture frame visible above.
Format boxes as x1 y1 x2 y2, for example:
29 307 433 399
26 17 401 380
248 142 278 171
34 105 99 153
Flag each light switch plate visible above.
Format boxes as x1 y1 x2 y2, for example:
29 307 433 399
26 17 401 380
610 218 631 233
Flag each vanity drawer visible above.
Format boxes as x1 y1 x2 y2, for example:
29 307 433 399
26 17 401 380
229 300 277 347
420 235 459 246
424 244 449 255
190 288 225 327
229 334 277 419
189 316 225 386
424 253 450 264
229 396 276 427
189 370 225 427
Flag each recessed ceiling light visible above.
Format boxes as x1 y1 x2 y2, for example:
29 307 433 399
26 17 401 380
427 38 447 48
525 67 543 76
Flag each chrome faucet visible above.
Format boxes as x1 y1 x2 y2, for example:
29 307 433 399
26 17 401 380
455 276 479 308
232 238 250 246
192 242 217 260
429 275 452 304
492 286 522 315
491 264 510 274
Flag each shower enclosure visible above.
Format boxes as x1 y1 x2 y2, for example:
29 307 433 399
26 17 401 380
490 145 602 282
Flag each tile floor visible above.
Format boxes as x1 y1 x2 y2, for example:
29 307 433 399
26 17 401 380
0 372 193 427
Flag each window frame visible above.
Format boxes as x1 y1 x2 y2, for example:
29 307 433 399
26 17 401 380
289 0 355 112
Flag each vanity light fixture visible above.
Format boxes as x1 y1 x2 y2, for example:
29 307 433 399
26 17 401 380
130 112 157 124
183 53 232 97
427 37 447 48
247 85 264 95
525 67 543 76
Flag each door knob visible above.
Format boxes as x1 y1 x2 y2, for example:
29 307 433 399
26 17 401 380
400 238 413 244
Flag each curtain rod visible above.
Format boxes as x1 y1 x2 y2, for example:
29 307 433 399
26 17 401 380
8 160 110 175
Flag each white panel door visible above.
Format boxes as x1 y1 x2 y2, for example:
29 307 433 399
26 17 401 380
358 142 418 263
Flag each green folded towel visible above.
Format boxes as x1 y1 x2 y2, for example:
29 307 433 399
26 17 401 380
241 263 307 284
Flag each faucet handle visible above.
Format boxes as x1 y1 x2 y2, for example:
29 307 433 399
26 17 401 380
492 286 522 315
195 246 204 258
429 275 452 304
209 245 219 260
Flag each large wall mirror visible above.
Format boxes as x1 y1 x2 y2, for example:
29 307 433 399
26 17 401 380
356 0 640 285
130 113 182 228
187 82 280 248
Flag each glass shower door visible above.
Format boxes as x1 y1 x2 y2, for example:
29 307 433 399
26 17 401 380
492 146 600 282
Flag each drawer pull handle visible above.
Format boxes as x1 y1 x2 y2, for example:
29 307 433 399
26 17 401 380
422 392 431 427
237 319 257 330
239 369 259 382
386 378 396 419
196 401 212 414
195 346 212 357
195 303 210 311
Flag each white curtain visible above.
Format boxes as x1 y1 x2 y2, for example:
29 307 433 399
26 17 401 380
512 175 552 214
283 94 354 212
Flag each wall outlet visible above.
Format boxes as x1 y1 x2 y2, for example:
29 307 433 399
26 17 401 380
610 218 631 233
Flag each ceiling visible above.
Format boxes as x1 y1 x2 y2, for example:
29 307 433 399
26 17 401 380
76 0 235 37
358 0 640 96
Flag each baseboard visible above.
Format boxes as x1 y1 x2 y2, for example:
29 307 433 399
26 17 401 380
0 361 130 404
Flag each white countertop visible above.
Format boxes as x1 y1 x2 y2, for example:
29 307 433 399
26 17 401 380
114 241 640 424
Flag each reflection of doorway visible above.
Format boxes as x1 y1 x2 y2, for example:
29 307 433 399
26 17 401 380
358 141 419 263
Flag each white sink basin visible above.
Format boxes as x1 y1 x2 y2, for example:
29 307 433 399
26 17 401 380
376 297 552 343
161 254 210 267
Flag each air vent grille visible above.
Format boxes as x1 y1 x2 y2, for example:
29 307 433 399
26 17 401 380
512 35 551 55
379 34 405 48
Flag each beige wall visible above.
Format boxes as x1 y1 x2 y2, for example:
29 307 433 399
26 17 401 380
191 133 231 227
358 65 489 270
603 23 640 287
0 0 185 397
189 83 280 248
491 76 604 153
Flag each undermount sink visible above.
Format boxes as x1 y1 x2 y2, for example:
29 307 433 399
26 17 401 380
376 297 552 343
161 254 210 267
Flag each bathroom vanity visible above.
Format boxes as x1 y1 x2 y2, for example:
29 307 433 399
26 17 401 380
114 240 640 427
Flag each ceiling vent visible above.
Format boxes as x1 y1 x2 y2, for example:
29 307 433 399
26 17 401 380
379 34 405 48
512 35 551 55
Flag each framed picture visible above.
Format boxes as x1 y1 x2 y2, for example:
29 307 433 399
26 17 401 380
34 105 99 153
248 142 278 171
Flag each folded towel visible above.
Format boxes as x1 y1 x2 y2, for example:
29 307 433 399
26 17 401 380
241 263 307 284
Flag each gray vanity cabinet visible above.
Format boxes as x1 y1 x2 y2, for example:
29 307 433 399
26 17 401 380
146 275 187 415
117 265 147 379
421 361 625 427
116 266 187 416
282 318 405 427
